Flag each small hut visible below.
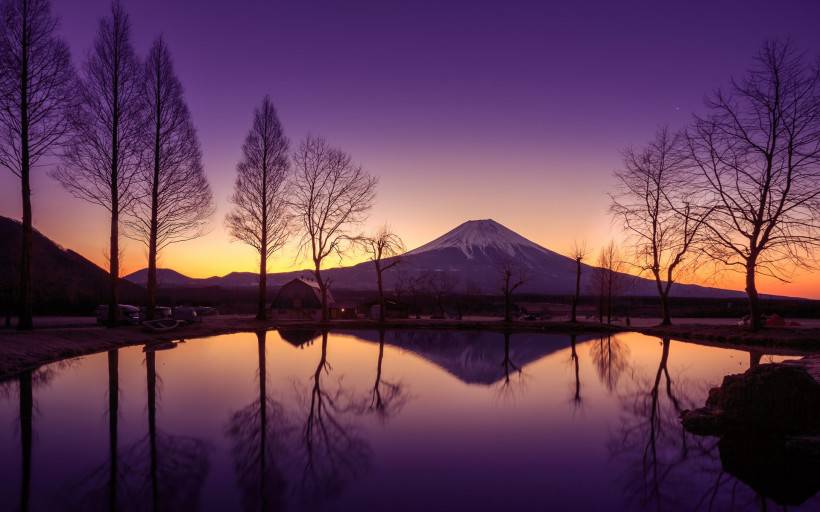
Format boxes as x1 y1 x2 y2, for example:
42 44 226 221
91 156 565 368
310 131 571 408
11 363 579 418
270 277 335 320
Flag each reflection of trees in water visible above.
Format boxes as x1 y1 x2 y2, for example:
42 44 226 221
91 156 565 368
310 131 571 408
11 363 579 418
296 331 372 506
4 358 76 512
590 335 629 392
609 338 706 510
496 332 527 400
568 335 582 409
225 331 293 512
226 330 376 510
609 339 780 511
368 330 409 423
64 348 211 511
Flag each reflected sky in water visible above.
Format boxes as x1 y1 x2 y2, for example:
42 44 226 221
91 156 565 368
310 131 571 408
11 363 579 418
0 330 816 511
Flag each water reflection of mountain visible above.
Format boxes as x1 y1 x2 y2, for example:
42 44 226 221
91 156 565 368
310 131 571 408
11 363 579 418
341 330 598 385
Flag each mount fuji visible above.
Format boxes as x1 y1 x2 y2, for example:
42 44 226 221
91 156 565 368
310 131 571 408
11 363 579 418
126 218 745 298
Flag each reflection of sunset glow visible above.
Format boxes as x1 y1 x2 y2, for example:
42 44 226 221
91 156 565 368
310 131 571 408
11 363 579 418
2 330 807 509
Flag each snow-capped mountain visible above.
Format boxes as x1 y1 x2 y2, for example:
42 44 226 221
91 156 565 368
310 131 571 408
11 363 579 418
126 218 746 297
407 219 552 259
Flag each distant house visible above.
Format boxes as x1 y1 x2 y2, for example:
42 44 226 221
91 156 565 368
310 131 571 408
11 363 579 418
271 277 335 320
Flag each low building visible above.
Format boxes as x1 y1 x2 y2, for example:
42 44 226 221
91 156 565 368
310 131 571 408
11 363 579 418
270 277 335 321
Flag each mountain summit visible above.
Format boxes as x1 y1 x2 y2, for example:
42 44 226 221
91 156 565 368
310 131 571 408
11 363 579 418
407 219 552 259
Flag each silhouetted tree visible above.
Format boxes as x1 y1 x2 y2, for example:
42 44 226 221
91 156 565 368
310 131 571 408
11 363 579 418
591 241 625 324
688 41 820 331
52 2 143 325
357 225 404 322
0 0 75 330
570 241 587 323
226 96 290 320
291 136 377 321
612 128 710 326
423 271 458 318
125 38 213 320
498 261 526 323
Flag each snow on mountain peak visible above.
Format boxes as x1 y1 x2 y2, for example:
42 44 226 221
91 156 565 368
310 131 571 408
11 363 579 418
405 219 550 259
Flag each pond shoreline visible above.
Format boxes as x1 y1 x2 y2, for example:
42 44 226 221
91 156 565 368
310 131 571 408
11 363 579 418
1 316 818 381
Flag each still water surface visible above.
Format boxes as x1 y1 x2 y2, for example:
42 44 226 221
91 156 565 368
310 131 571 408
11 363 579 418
0 330 817 511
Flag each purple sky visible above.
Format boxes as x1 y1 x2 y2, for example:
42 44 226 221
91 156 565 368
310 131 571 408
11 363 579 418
3 0 820 295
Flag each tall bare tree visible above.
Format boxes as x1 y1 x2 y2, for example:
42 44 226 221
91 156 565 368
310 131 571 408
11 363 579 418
498 261 526 323
52 1 143 326
357 225 404 323
125 38 213 320
688 41 820 330
291 135 377 321
611 128 710 326
0 0 74 329
226 96 290 320
569 240 587 323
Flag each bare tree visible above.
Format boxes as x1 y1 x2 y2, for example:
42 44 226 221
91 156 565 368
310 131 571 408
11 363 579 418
569 240 588 323
226 96 290 320
291 135 377 321
591 241 625 324
125 38 213 320
356 225 404 323
688 41 820 330
52 1 143 326
498 261 526 323
424 271 458 318
611 128 710 326
0 0 75 329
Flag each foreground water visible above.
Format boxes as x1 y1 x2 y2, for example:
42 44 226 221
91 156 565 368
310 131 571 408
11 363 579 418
0 330 816 511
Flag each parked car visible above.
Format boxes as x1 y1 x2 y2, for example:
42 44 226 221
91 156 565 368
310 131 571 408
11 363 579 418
194 306 219 317
140 306 173 319
173 306 200 324
96 304 141 325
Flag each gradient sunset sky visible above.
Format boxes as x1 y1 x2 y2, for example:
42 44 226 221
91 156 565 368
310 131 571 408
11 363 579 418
2 0 820 297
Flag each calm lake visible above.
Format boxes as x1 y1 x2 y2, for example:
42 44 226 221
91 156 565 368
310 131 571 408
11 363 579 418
0 330 817 511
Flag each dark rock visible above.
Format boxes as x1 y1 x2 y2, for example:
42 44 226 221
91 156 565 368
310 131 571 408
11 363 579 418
700 364 820 435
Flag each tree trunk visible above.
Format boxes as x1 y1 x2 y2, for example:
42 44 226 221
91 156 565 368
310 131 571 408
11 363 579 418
109 207 119 326
17 6 33 331
653 271 672 326
659 292 671 326
571 259 581 323
257 248 267 320
376 263 385 323
314 265 328 322
146 65 162 321
108 35 121 328
745 262 762 331
504 292 512 323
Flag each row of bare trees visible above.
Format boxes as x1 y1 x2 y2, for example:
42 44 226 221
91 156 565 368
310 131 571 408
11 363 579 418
0 0 214 327
611 41 820 330
225 98 383 321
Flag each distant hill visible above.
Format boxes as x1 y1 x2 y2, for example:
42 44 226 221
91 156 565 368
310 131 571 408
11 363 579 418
126 219 753 299
0 216 143 313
